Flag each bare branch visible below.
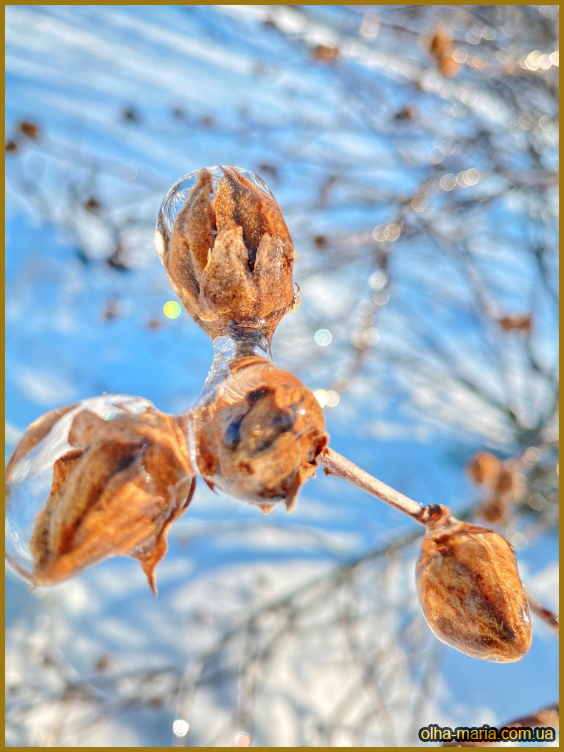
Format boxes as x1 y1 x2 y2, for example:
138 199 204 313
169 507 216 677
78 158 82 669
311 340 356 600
525 589 560 637
321 447 426 523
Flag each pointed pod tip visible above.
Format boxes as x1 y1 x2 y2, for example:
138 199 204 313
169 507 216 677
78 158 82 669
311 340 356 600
138 557 159 597
146 568 158 597
204 478 218 494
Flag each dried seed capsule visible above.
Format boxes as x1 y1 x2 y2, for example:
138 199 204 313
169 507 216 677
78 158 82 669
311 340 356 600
478 464 523 523
467 452 523 524
478 493 511 524
427 26 460 77
466 451 501 487
5 395 194 594
416 504 532 662
155 166 298 339
191 356 328 511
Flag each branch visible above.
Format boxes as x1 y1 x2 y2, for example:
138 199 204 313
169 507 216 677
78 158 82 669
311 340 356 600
525 589 560 636
320 447 425 523
321 449 560 643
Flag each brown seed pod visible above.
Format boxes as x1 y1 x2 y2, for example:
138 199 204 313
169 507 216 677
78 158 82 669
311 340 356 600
417 504 532 662
466 451 501 487
313 44 339 63
499 313 533 332
6 397 195 594
468 452 524 523
18 120 41 139
191 356 328 511
427 26 460 78
477 463 524 524
478 493 511 524
155 166 298 340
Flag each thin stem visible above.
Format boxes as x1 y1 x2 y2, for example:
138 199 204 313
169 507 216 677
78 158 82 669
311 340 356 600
320 447 426 523
321 449 560 640
525 589 560 637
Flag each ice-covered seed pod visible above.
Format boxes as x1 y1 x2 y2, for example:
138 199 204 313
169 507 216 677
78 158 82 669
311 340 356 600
5 396 195 594
416 504 532 662
191 356 328 511
155 166 298 339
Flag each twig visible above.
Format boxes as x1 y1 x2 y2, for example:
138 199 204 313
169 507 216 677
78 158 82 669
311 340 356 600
320 447 426 523
525 589 560 637
321 450 560 641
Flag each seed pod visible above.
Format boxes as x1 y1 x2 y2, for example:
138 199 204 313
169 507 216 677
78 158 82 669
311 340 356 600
417 504 532 662
467 451 501 487
191 356 328 511
478 464 523 523
18 120 41 140
427 26 460 77
478 493 510 524
155 166 298 339
498 313 533 332
467 452 524 524
5 396 195 594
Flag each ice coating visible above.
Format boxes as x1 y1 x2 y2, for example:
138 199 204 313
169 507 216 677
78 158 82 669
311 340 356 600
190 354 328 512
6 165 327 591
155 165 298 339
416 505 532 662
6 395 195 594
5 364 327 593
157 166 275 241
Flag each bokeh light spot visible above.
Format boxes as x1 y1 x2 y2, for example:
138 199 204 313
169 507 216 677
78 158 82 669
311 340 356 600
440 174 457 191
314 329 332 346
313 390 328 408
363 327 380 346
172 720 190 737
369 270 388 290
164 301 182 319
411 195 428 212
384 224 401 241
326 390 340 407
235 731 251 747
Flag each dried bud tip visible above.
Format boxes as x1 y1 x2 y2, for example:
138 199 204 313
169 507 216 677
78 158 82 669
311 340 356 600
420 503 452 527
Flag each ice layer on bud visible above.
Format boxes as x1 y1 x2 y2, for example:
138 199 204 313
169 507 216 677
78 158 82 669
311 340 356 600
5 395 195 594
155 166 298 340
416 504 532 662
190 355 328 511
